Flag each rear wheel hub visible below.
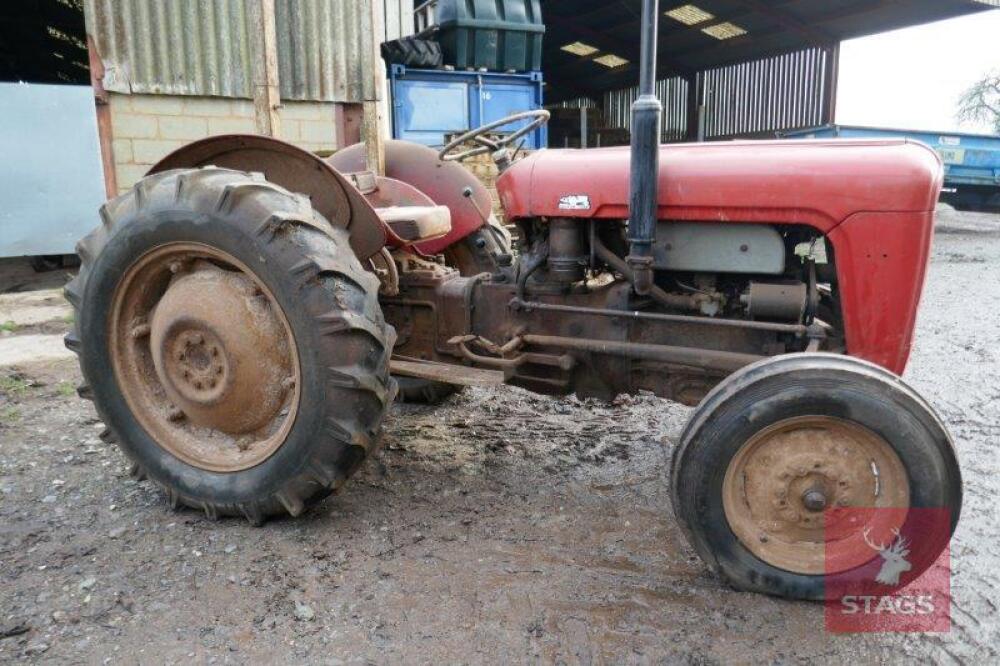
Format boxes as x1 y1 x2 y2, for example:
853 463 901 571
111 243 301 472
149 264 291 434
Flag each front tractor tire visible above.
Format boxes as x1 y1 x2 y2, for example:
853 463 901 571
671 353 961 600
65 168 395 523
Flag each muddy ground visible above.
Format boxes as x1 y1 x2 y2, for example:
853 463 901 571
1 210 999 664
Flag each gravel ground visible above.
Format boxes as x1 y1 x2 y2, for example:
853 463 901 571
1 210 998 664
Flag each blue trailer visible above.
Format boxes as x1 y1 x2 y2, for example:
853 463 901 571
388 64 546 150
782 125 1000 211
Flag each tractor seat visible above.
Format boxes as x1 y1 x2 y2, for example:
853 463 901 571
375 205 452 243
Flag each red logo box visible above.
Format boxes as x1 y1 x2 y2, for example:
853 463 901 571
824 507 951 633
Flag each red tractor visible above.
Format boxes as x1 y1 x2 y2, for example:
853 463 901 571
65 4 960 600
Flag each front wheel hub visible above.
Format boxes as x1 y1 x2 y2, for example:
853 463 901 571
722 416 910 575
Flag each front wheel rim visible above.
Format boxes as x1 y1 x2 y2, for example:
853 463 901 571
722 415 910 575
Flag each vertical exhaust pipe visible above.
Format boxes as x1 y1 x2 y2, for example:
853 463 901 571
626 0 661 296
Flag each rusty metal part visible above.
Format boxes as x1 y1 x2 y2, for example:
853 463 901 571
449 335 576 374
110 243 300 472
548 218 586 283
148 134 386 259
389 357 504 386
520 334 764 374
368 248 399 297
592 234 709 312
742 282 808 321
509 298 812 335
722 416 910 575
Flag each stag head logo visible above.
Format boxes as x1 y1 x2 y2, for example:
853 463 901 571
863 527 912 586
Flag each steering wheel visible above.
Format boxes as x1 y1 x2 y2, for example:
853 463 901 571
438 110 550 162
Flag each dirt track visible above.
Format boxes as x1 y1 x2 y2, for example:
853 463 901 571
1 210 999 664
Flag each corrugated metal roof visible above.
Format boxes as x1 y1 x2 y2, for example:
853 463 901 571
84 0 413 102
544 0 996 101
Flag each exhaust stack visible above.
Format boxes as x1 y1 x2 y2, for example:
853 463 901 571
626 0 662 296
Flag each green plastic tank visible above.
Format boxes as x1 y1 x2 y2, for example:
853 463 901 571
429 0 544 72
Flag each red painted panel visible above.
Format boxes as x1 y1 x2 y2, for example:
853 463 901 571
827 211 935 374
328 140 491 255
498 138 943 375
498 139 943 229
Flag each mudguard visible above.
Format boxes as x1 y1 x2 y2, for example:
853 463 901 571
149 135 387 259
328 140 492 256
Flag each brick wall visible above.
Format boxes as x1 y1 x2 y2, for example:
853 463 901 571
109 93 344 193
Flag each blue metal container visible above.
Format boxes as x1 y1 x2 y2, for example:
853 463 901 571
389 65 546 150
782 125 1000 210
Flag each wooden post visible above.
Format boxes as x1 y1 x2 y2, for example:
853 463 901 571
87 34 117 198
685 73 699 141
248 0 281 137
821 43 840 125
363 0 386 175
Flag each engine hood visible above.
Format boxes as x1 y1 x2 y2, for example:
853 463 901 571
497 138 943 231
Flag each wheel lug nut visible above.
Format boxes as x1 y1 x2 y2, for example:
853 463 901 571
167 406 184 422
130 323 151 339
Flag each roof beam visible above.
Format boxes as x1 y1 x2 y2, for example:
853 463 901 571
547 10 695 77
728 0 836 45
545 12 642 60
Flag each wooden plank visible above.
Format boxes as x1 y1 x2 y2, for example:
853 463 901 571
384 0 401 42
363 0 386 175
87 34 117 198
390 359 506 387
821 43 840 125
248 0 281 137
400 0 415 37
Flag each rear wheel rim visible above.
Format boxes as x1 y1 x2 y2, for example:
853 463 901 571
722 415 910 575
109 242 301 473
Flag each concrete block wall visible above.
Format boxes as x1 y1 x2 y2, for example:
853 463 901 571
109 93 344 193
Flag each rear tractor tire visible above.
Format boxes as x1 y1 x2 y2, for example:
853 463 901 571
671 353 961 600
65 167 396 523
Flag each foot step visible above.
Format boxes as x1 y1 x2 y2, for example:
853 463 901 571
390 358 504 387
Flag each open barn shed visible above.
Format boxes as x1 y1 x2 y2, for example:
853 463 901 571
0 0 996 247
541 0 998 144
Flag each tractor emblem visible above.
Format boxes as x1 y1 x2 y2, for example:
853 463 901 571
863 527 912 586
558 194 591 210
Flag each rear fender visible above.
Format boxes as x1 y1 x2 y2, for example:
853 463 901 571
149 135 387 259
328 140 491 255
